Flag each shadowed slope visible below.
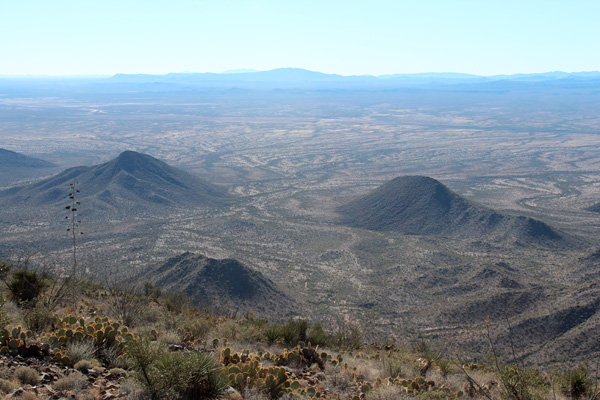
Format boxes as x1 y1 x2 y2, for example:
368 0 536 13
587 202 600 213
0 148 56 168
338 176 562 243
146 252 295 316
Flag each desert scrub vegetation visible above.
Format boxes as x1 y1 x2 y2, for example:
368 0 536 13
0 257 598 399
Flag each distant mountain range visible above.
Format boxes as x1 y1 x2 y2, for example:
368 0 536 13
145 252 295 316
0 148 55 169
0 151 232 215
108 68 600 87
337 176 565 245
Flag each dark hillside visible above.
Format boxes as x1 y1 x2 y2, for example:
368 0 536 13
146 252 296 316
337 176 563 244
587 202 600 213
0 148 56 168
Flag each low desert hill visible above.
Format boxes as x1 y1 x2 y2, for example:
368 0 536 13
0 148 56 169
337 176 564 244
144 252 295 316
0 148 58 187
0 151 232 215
586 202 600 213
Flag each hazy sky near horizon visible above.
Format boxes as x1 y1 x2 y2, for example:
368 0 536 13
2 0 598 76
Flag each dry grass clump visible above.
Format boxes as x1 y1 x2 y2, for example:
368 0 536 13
158 329 182 345
107 368 128 380
53 371 87 391
74 359 96 372
0 378 17 394
14 367 39 386
379 350 418 379
118 379 148 400
366 385 406 400
20 393 42 400
66 340 96 364
324 364 355 397
100 344 128 369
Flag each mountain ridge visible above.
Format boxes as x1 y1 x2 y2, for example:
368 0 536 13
108 68 600 85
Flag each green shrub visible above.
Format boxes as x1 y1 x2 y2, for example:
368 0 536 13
277 319 309 346
334 326 362 350
382 354 404 379
559 364 591 399
181 352 229 399
265 324 282 345
307 323 329 347
127 338 227 400
418 391 454 400
436 358 453 377
497 365 546 400
8 269 48 306
280 321 300 346
0 292 8 328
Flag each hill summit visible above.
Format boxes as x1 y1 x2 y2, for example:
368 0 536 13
337 176 562 243
0 151 232 215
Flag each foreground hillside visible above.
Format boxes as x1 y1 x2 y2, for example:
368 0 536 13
0 260 598 400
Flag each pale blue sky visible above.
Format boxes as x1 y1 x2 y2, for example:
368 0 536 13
1 0 598 76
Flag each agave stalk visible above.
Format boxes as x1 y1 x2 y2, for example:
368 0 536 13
65 182 82 278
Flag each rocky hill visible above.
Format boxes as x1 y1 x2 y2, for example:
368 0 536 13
0 151 232 215
145 252 296 316
337 175 564 244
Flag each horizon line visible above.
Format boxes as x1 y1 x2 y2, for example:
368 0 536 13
2 68 600 79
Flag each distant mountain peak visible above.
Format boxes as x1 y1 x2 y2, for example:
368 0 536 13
108 151 163 173
0 151 232 215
